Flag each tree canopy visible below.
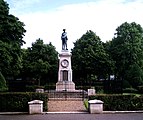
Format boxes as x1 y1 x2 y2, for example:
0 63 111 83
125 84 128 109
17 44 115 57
22 38 58 86
110 22 143 88
0 0 26 78
71 30 113 85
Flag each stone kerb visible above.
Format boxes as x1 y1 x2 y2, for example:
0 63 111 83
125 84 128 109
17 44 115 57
88 99 104 114
28 100 43 114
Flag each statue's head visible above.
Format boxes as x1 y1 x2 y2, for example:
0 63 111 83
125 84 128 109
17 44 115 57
63 29 66 32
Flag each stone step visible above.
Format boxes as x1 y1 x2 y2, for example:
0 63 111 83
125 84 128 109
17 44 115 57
48 98 84 101
48 100 87 112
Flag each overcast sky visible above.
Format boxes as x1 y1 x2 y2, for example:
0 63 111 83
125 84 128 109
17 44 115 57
5 0 143 52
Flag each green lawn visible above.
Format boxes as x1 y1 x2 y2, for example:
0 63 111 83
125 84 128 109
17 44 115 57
84 99 88 110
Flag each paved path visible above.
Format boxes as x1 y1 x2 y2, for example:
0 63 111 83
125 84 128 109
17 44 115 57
48 99 86 112
0 113 143 120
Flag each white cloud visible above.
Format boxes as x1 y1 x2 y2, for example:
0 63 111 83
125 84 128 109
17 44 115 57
10 0 143 52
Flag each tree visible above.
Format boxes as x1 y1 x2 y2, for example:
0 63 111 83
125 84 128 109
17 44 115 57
125 64 143 88
0 0 26 78
103 41 115 76
22 38 58 86
110 22 143 88
0 71 8 91
71 30 112 85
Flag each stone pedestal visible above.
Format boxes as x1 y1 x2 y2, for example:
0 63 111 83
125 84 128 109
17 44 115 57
28 100 43 114
88 99 104 114
36 89 44 93
56 50 75 91
88 88 96 96
56 81 75 91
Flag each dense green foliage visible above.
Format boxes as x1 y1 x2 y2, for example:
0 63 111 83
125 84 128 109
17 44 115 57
0 92 48 112
0 72 8 91
89 94 143 111
109 22 143 91
22 39 58 86
72 30 113 86
0 0 26 78
0 0 58 91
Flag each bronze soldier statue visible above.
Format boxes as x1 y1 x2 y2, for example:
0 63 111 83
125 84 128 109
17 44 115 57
61 29 68 50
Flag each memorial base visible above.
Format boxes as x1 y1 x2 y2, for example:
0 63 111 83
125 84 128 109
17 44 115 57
56 81 75 91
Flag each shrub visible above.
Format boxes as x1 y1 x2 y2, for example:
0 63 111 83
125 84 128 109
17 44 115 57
44 84 55 90
89 94 143 111
123 88 138 93
0 92 48 112
137 86 143 94
25 86 36 92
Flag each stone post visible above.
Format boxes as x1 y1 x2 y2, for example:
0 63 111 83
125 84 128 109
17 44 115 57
88 99 104 114
28 100 43 114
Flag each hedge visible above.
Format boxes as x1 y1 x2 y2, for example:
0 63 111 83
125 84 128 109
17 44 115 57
0 92 48 112
89 94 143 111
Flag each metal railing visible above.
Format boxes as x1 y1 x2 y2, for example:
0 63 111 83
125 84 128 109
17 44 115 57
46 90 88 101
